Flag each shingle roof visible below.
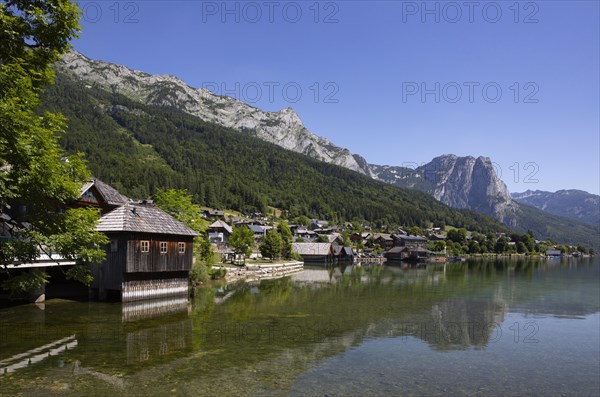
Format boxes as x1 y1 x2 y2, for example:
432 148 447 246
394 235 428 242
332 245 353 256
388 246 409 253
248 224 271 234
292 242 332 256
209 220 233 234
333 245 343 255
80 178 129 206
97 203 198 236
325 233 341 243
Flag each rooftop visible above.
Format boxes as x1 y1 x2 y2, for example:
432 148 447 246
80 178 130 207
97 203 198 236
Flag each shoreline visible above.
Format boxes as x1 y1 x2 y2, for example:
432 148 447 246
213 261 304 283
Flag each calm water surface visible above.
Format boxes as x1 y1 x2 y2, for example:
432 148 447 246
0 258 598 396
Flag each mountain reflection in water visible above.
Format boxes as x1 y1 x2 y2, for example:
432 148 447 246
0 258 598 396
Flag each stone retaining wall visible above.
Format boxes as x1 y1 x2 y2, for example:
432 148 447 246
215 261 304 283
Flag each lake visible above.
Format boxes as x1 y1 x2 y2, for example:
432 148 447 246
0 257 598 396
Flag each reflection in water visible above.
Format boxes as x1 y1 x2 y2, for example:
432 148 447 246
0 258 598 396
0 335 77 376
121 296 189 322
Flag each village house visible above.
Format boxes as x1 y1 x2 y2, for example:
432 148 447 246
386 234 430 262
208 219 233 244
392 234 428 249
248 224 273 242
318 232 343 244
332 245 354 262
292 242 334 262
350 232 373 245
428 233 446 241
77 178 130 214
2 178 198 303
373 235 394 251
202 209 225 219
90 201 198 302
294 227 317 241
309 219 328 230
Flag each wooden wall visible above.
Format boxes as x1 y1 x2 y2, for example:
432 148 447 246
88 236 127 291
125 234 194 273
88 233 194 298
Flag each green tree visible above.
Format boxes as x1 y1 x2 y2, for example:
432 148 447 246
277 220 293 258
434 240 447 253
295 215 310 227
447 228 467 244
277 220 293 242
154 188 206 233
229 226 254 258
495 237 509 253
576 244 588 255
467 240 481 254
351 221 363 233
317 234 329 243
520 233 535 253
260 229 283 260
341 231 351 247
0 0 108 292
406 226 424 236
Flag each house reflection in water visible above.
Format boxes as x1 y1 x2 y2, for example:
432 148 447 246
0 296 193 379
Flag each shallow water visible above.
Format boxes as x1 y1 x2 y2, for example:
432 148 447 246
0 257 598 396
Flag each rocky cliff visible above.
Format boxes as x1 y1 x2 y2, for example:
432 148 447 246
58 52 370 175
370 155 519 226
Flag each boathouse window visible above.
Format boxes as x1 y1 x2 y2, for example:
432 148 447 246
110 240 118 252
141 240 150 253
178 242 185 254
160 241 168 254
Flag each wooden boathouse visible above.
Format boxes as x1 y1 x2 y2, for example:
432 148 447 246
89 201 199 302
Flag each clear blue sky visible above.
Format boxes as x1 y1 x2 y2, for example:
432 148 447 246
72 1 600 194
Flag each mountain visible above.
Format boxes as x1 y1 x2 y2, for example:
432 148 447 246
57 52 371 176
370 155 519 226
38 71 509 235
53 53 520 223
47 52 599 248
54 53 518 220
512 190 600 226
370 156 598 246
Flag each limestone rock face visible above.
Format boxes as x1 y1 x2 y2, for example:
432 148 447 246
370 155 519 226
58 52 369 175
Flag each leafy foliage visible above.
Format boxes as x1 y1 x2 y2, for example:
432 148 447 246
154 188 206 233
229 226 254 258
1 0 108 291
277 220 293 258
260 229 283 260
1 269 49 293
